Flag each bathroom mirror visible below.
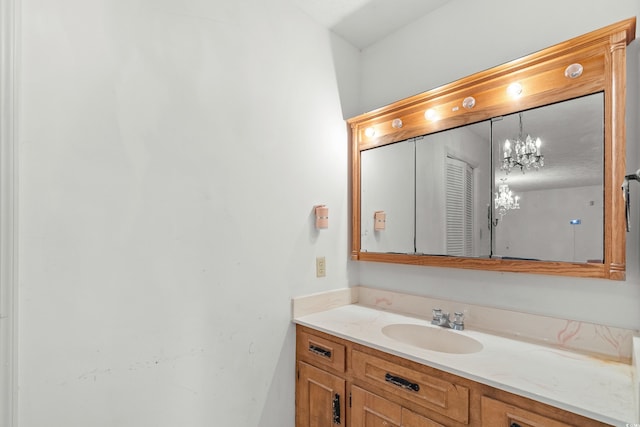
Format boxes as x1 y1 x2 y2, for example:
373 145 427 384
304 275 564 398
415 121 492 257
492 93 604 263
361 121 493 256
361 138 415 253
348 18 635 280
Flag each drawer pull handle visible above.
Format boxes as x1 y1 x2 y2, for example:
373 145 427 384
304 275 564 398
309 344 332 359
510 424 521 427
332 393 341 424
385 373 420 392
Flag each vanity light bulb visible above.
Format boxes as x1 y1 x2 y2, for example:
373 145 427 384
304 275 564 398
565 63 584 79
462 96 476 109
424 109 438 121
364 127 376 138
507 82 523 98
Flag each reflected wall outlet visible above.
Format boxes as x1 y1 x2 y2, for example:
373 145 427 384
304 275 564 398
316 257 326 278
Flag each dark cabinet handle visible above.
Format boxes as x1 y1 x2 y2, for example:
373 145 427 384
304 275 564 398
385 373 420 392
510 423 521 427
332 393 341 424
308 344 332 358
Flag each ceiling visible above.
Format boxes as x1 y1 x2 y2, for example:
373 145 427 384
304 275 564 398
492 93 604 193
291 0 453 49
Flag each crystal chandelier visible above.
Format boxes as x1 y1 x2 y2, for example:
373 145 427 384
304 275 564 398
501 113 544 174
494 179 520 219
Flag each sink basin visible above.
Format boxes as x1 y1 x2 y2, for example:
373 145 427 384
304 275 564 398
381 324 483 354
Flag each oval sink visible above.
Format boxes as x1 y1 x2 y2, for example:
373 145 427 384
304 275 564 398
381 324 483 354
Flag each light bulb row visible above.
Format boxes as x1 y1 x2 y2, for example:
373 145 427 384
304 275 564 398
362 63 583 140
363 82 525 139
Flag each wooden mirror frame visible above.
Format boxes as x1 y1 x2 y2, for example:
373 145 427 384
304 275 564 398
348 18 636 280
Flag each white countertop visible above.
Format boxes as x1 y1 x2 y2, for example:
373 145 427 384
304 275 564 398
294 304 636 426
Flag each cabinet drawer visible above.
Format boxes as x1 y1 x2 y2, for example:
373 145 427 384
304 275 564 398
297 330 346 373
352 350 469 424
481 396 577 427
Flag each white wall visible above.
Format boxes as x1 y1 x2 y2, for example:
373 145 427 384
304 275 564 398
356 0 640 329
361 140 415 253
17 0 356 426
0 1 18 426
495 186 603 263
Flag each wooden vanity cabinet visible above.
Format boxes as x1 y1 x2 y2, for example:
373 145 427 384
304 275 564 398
297 361 346 427
296 329 347 426
295 325 612 427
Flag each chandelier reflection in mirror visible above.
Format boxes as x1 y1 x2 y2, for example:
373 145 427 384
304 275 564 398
494 179 520 219
501 113 544 174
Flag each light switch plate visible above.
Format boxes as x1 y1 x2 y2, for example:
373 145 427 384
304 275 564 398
316 257 326 278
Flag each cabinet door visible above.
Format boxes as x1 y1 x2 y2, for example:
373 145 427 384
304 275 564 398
401 409 446 427
351 386 446 427
297 361 346 427
351 385 401 427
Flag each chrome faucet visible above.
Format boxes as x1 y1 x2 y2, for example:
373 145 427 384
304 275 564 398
431 308 465 331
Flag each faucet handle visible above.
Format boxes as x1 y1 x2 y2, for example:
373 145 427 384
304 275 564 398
452 311 465 330
431 308 443 325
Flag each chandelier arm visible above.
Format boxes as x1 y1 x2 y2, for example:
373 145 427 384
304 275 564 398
518 113 523 140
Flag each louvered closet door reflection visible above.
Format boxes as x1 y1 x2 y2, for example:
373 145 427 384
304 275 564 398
446 157 473 257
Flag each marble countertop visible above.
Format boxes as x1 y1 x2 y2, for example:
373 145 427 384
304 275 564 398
294 304 636 426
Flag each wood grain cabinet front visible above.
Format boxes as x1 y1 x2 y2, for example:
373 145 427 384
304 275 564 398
480 396 578 427
351 385 402 427
351 385 446 427
297 329 346 374
295 325 612 427
351 350 469 424
297 361 346 427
